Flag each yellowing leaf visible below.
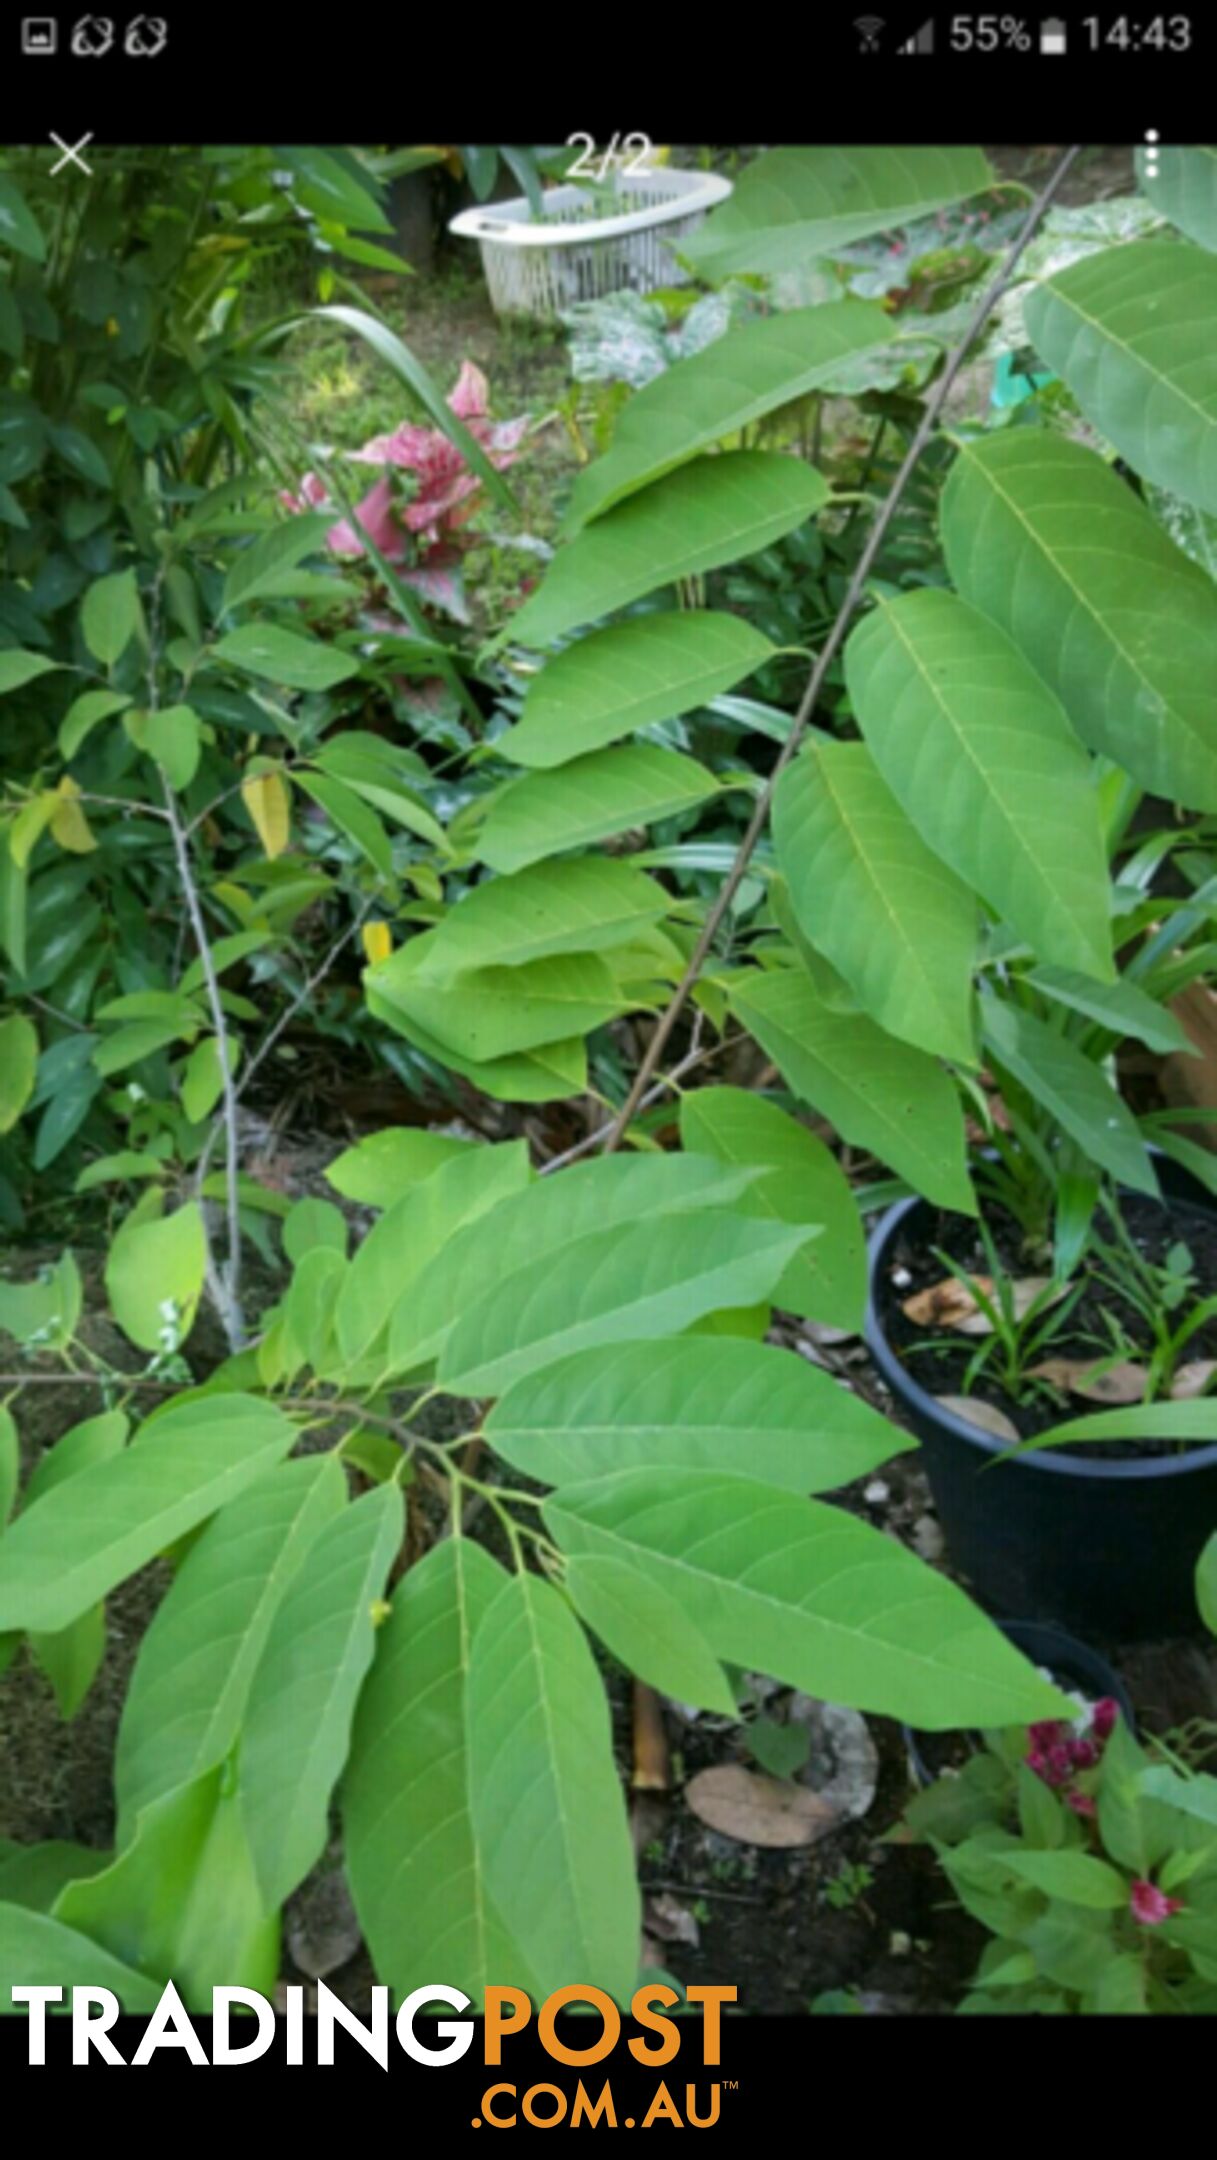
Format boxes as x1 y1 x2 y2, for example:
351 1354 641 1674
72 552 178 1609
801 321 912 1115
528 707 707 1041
242 771 291 859
361 921 393 964
49 778 97 855
0 1013 38 1132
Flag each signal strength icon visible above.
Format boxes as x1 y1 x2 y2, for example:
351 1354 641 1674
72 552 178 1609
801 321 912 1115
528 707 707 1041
899 18 935 50
854 16 886 51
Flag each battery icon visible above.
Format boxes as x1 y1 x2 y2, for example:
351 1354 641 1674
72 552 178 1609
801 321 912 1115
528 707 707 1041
1039 17 1068 52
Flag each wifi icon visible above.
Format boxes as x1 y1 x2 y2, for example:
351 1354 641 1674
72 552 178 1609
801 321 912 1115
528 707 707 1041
854 15 885 49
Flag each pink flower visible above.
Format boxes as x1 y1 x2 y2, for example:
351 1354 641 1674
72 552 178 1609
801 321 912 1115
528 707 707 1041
1129 1879 1184 1926
1068 1739 1100 1771
1065 1791 1097 1819
1092 1699 1120 1742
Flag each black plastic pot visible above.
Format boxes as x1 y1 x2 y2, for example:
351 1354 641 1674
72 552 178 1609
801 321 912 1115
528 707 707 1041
865 1157 1217 1642
903 1621 1136 1787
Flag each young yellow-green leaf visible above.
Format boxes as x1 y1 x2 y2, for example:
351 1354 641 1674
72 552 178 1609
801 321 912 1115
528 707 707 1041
0 1012 38 1132
774 740 980 1063
504 452 828 649
48 777 97 855
0 1394 297 1635
942 431 1217 812
439 1211 817 1398
179 1035 239 1125
485 1336 912 1494
0 1904 163 2012
1025 240 1217 513
55 1765 278 2010
467 1570 640 2004
477 744 721 876
325 1126 475 1208
546 1468 1072 1730
730 965 975 1214
213 623 360 691
114 1455 346 1841
0 1251 82 1355
503 613 774 769
241 769 292 859
239 1484 403 1912
566 301 896 527
682 145 993 280
105 1195 208 1352
342 1536 537 2008
81 569 142 668
566 1552 737 1714
845 589 1113 981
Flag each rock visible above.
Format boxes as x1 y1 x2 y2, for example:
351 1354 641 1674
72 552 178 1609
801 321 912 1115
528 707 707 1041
285 1867 362 1979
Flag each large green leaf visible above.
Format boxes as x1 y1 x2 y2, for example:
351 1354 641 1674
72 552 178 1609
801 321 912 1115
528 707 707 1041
545 1468 1071 1729
981 995 1159 1195
333 1140 530 1367
566 301 896 527
366 937 624 1065
681 145 993 280
0 1395 297 1634
477 744 720 875
502 613 773 768
566 1554 737 1716
239 1484 403 1912
326 1127 475 1208
503 453 828 649
845 589 1113 981
438 1211 816 1398
1137 144 1217 254
104 1196 208 1353
466 1571 639 2003
0 176 47 264
0 1905 163 2011
1025 965 1190 1054
941 432 1217 811
1025 240 1217 512
212 623 361 692
678 1086 866 1330
485 1335 913 1492
342 1537 536 2009
366 969 588 1103
729 965 975 1213
55 1766 278 2011
413 857 669 975
114 1456 346 1842
774 739 980 1063
390 1152 765 1375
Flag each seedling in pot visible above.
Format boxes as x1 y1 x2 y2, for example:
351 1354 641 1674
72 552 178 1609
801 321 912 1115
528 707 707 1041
902 1219 1085 1407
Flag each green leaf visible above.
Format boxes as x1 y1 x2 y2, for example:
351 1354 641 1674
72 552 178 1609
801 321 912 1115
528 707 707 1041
0 1406 16 1529
729 964 975 1214
467 1570 640 2004
0 1251 81 1354
0 1840 109 1913
55 1765 278 2011
0 1905 163 2011
417 858 669 976
313 305 516 513
545 1468 1071 1728
681 145 993 279
1199 1531 1217 1637
21 1410 127 1513
1026 1400 1217 1453
503 452 828 649
239 1484 403 1912
941 432 1217 812
367 937 624 1063
1003 1849 1129 1909
0 1394 298 1634
212 623 360 692
312 739 446 850
325 1127 474 1208
104 1196 208 1352
845 589 1113 981
566 1553 737 1715
29 1604 105 1722
502 613 774 768
81 570 141 668
391 1152 771 1376
1025 241 1217 512
1137 144 1217 253
114 1456 346 1842
477 744 720 876
342 1536 536 2008
1026 966 1190 1053
981 996 1158 1196
59 688 131 759
566 301 896 527
222 511 335 612
0 176 47 263
366 975 588 1103
277 149 392 234
774 739 980 1063
124 703 201 791
678 1086 867 1331
333 1140 530 1367
282 1196 347 1265
0 1012 38 1132
0 650 60 694
294 769 393 876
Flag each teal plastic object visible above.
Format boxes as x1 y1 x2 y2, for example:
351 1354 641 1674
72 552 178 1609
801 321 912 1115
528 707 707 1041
992 349 1056 408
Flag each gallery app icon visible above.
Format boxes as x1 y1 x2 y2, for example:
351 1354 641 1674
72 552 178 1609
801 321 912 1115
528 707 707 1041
21 18 59 53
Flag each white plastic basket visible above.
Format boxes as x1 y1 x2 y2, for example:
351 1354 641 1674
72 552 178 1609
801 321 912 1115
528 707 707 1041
449 168 734 321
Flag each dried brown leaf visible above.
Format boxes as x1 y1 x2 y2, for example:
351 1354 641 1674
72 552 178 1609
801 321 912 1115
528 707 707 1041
1171 1361 1217 1401
1028 1358 1148 1405
683 1764 840 1849
933 1395 1021 1444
